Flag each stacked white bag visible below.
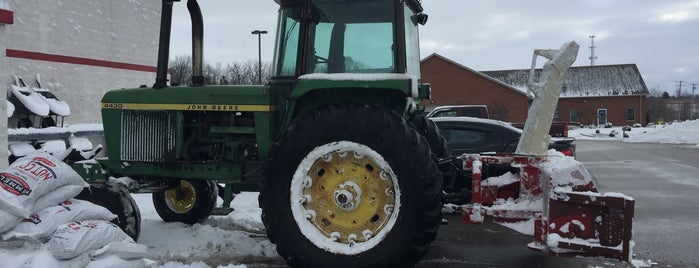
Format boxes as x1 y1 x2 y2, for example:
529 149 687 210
0 152 88 233
0 152 148 261
2 199 116 242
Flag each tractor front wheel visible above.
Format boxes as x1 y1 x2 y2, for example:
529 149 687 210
152 179 218 224
261 104 443 267
75 182 141 240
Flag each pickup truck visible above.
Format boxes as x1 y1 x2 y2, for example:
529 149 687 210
426 105 489 119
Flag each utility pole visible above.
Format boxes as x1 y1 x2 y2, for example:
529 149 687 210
676 81 683 120
251 30 268 85
693 83 697 120
588 35 597 66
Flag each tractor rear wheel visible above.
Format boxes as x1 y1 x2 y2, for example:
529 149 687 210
412 115 459 193
412 115 450 158
261 104 443 268
152 179 218 224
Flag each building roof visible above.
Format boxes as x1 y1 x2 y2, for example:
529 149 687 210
421 53 533 99
481 64 649 97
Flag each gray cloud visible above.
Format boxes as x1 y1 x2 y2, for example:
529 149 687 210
170 0 699 94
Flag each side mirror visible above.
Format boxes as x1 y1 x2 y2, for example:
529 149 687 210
416 13 428 25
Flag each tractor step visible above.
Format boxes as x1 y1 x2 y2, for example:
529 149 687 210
211 207 234 215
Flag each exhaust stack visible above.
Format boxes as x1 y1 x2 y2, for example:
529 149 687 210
152 0 204 89
152 0 177 89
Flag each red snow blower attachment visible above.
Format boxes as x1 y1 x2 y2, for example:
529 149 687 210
459 154 635 261
456 41 635 261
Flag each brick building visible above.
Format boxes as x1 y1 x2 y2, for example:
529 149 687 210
483 64 648 126
420 53 532 122
421 53 649 126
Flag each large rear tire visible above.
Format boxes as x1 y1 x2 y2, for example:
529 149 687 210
412 115 450 158
152 179 218 224
261 104 443 267
75 182 141 240
413 115 459 193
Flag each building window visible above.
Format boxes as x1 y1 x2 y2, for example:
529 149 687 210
570 110 579 123
626 108 635 121
553 109 560 122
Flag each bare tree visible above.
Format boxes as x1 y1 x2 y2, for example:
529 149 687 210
169 55 192 86
170 55 272 86
204 62 224 85
490 103 509 121
646 97 674 123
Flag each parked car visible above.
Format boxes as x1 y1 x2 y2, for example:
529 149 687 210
427 105 569 137
431 116 576 205
431 117 576 157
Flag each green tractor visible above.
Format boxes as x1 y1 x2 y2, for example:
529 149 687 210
75 0 450 266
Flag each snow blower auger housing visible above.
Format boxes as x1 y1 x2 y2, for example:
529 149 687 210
459 154 635 261
456 42 635 261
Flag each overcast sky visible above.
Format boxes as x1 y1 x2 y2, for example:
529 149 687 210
170 0 699 95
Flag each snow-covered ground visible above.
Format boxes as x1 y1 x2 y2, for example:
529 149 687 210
0 192 278 268
1 119 698 268
569 120 699 148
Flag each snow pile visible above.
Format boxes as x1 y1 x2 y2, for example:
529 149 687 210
625 120 699 145
7 123 103 136
569 119 699 147
135 192 279 267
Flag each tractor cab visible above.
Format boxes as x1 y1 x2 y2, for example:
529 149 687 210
272 0 427 78
269 0 431 132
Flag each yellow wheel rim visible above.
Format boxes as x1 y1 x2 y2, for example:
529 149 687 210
291 141 400 255
165 180 197 213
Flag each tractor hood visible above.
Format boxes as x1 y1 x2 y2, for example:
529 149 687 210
101 85 271 112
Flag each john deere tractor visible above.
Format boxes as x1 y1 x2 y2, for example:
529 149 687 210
75 0 448 267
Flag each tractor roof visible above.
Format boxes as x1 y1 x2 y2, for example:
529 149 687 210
273 0 424 12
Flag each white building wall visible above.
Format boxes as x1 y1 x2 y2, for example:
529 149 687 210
3 0 160 124
1 1 9 168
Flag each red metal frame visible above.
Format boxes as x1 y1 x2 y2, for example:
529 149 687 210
458 153 635 261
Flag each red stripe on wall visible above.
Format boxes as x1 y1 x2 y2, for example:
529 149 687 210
6 49 157 73
0 9 12 24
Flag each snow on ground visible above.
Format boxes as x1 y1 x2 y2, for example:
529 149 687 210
1 119 698 267
135 192 279 267
0 192 278 268
569 119 699 147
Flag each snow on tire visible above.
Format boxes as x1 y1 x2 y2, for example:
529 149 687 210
290 141 401 255
261 104 443 267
